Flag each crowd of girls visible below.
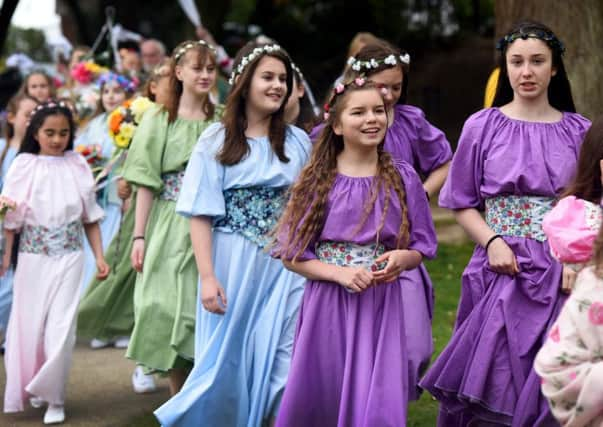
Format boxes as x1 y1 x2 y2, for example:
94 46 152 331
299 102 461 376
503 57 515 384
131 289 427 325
1 16 602 427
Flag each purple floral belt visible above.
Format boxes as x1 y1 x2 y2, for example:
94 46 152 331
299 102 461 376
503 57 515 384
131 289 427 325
159 171 185 202
316 241 387 271
485 195 555 242
20 220 83 256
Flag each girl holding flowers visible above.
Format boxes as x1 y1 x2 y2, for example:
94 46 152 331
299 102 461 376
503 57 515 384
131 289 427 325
155 42 310 427
1 100 109 424
122 40 221 396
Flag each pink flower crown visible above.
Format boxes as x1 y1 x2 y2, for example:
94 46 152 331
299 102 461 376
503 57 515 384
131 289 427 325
323 77 387 121
27 99 75 126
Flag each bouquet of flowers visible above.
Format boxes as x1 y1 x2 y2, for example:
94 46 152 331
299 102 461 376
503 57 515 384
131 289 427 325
107 96 154 151
75 144 104 172
0 195 16 220
71 61 109 85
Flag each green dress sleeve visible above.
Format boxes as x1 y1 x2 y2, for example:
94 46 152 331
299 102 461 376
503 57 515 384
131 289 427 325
122 105 169 192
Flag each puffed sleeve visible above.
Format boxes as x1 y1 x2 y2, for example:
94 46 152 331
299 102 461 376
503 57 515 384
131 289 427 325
176 123 226 218
122 105 168 192
66 151 104 223
543 196 602 264
401 105 452 175
395 159 437 259
534 267 603 427
2 154 36 230
438 110 488 210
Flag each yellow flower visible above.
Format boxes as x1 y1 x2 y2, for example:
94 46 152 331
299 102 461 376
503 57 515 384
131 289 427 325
115 133 131 149
120 123 136 140
130 97 154 123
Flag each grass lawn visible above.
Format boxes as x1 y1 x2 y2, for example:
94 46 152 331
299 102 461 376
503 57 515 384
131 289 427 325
128 242 475 427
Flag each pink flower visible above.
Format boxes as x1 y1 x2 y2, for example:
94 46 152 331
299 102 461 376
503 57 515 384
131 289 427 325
569 371 577 380
323 112 330 120
588 302 603 325
335 83 345 94
549 325 560 342
354 77 365 86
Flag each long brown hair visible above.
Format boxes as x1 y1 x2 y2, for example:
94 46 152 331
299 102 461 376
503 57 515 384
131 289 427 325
142 58 172 101
1 93 38 167
218 42 293 166
562 115 603 203
164 40 216 123
275 81 410 261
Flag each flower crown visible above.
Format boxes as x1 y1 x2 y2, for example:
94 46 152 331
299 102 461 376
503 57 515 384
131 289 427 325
97 72 138 93
347 53 410 72
323 77 385 121
228 44 283 85
28 99 74 125
496 29 565 54
291 62 303 80
174 40 217 62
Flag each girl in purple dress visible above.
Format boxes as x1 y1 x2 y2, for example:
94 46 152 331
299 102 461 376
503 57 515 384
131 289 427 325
419 21 591 426
274 78 436 426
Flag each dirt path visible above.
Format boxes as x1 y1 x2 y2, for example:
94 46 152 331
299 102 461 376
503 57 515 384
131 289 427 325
0 342 169 427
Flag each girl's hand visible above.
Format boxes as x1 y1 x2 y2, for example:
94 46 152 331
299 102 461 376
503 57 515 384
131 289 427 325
560 265 577 294
121 196 131 214
335 266 374 293
131 239 145 273
0 253 10 278
373 250 411 283
201 275 227 314
117 179 132 200
487 237 519 275
96 257 110 280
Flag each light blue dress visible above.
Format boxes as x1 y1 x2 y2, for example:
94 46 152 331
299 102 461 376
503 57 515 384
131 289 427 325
76 114 122 294
155 123 311 427
0 139 18 338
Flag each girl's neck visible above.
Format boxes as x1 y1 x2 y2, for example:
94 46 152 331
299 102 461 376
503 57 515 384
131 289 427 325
337 146 379 177
178 91 208 121
501 95 562 123
245 106 272 138
9 135 22 150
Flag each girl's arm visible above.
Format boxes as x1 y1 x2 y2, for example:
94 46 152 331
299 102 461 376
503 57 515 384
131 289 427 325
423 161 450 199
0 229 14 277
84 222 110 279
130 186 154 272
455 208 519 275
190 216 227 314
283 258 374 293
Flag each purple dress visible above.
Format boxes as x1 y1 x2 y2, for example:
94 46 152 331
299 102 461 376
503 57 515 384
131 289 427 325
275 160 437 427
419 108 591 426
311 104 451 400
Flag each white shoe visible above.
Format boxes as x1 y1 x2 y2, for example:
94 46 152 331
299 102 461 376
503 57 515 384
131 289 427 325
113 336 130 349
132 366 157 394
90 338 111 349
43 405 65 424
30 396 46 408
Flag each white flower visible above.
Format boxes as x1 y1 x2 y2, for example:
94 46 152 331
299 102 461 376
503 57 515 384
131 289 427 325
400 53 410 64
370 59 379 68
347 56 356 65
384 54 396 65
352 62 361 71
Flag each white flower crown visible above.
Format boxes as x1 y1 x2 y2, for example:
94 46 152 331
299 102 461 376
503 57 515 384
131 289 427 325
174 40 217 62
347 53 411 72
228 44 282 85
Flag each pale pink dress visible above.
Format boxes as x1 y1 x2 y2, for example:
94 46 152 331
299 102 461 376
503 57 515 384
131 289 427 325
535 196 603 427
2 151 103 412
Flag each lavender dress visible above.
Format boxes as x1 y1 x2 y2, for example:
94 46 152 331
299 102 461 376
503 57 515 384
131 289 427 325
419 108 591 426
275 160 437 427
311 104 451 399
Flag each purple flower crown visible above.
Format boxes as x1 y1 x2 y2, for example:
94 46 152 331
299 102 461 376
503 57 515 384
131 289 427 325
97 72 138 93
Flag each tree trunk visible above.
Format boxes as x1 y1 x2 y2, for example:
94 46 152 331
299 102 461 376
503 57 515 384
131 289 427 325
495 0 603 119
0 0 19 53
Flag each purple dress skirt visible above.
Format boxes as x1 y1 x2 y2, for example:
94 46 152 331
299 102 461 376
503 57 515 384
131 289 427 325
274 160 437 427
419 108 591 426
310 104 451 400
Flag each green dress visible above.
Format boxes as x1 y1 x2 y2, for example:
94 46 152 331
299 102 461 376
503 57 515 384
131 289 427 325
77 187 137 342
121 104 220 373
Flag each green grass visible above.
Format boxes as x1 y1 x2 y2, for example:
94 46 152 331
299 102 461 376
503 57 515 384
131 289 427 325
129 242 475 427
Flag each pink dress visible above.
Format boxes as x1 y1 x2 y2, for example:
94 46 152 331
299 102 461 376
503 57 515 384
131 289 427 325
535 196 603 426
2 152 103 412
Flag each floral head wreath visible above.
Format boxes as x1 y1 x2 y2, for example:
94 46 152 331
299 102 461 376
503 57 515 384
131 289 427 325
173 40 217 62
27 99 74 126
323 76 383 121
97 71 138 93
291 62 303 80
228 44 283 85
496 29 565 54
347 53 411 72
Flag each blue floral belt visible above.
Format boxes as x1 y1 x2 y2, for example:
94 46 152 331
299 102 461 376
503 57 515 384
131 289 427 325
20 220 83 256
316 241 387 271
485 195 555 242
159 171 185 202
214 186 288 248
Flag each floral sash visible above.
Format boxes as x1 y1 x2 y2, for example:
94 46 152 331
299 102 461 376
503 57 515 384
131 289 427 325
485 195 555 242
20 220 83 256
